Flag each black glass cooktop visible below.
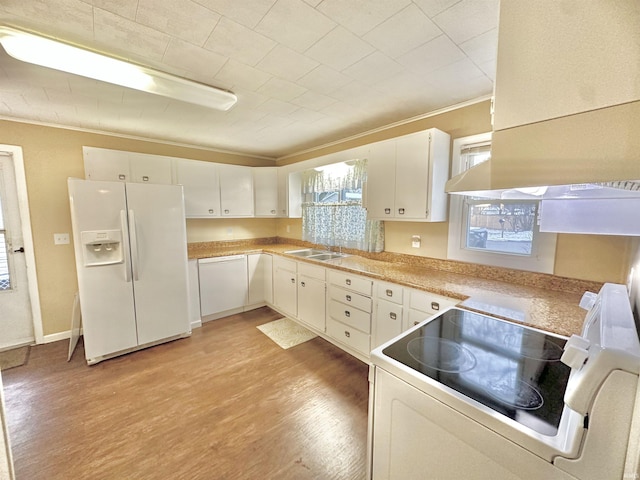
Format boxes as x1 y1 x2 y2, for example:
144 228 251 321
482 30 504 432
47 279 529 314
382 308 571 436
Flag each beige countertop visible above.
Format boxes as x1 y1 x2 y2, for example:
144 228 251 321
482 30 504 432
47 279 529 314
189 242 594 337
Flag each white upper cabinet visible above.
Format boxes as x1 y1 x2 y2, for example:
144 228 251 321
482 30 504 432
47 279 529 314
253 167 279 217
493 0 640 131
83 147 172 184
366 129 450 222
218 164 254 217
175 159 221 218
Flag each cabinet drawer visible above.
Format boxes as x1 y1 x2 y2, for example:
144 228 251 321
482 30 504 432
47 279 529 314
298 262 325 280
376 282 403 305
328 285 372 313
328 299 371 333
326 318 370 356
274 256 297 273
328 270 372 296
409 290 458 314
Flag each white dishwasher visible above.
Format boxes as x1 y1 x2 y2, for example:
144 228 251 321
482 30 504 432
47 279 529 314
198 255 248 319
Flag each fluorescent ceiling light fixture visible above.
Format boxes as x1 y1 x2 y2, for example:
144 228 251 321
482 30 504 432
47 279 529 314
0 26 237 111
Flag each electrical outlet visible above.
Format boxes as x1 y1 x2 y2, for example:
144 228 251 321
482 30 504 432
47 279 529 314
286 224 291 233
54 233 70 245
226 227 233 236
411 235 421 248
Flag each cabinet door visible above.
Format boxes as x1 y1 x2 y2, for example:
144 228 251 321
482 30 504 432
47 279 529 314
219 164 254 216
374 298 403 349
175 159 221 217
277 167 290 217
273 267 297 318
247 253 273 305
365 140 396 219
298 275 326 332
129 152 173 185
253 167 278 216
394 132 429 219
83 147 131 182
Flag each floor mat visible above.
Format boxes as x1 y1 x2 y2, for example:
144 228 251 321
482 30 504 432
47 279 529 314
0 345 30 370
257 317 317 349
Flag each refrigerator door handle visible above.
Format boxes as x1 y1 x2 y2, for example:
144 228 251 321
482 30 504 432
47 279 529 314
120 209 132 283
129 209 140 281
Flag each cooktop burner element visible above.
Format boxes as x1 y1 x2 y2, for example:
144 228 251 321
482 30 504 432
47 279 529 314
480 375 544 410
382 308 570 435
407 336 477 373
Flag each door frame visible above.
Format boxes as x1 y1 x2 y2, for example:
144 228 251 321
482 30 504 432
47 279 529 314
0 144 43 344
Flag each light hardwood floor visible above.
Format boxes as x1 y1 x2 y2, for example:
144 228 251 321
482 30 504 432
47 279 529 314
2 307 369 480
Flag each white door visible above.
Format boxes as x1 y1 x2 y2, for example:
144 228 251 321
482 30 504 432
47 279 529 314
0 152 35 349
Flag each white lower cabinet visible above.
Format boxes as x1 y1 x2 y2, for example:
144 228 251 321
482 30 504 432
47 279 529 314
247 253 273 306
198 255 248 320
326 270 373 357
297 263 326 331
373 282 404 349
406 289 458 330
273 257 297 318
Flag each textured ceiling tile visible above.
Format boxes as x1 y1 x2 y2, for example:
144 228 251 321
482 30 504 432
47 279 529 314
432 0 499 44
136 0 221 46
290 90 336 110
214 60 272 91
328 80 379 107
87 0 138 19
196 0 277 29
288 107 328 123
204 17 276 67
398 34 465 76
363 4 442 59
256 77 307 102
256 45 319 81
459 28 498 66
255 0 336 52
317 0 411 36
163 38 228 81
412 0 460 17
254 98 299 117
342 52 405 87
0 0 94 40
93 8 171 63
297 65 352 95
305 26 374 71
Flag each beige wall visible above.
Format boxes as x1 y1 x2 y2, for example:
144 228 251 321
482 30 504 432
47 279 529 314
0 120 272 337
186 218 277 243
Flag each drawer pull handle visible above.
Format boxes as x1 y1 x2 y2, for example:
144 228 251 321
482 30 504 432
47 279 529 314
208 209 215 214
384 208 391 214
270 209 276 214
431 302 440 310
344 331 351 338
346 279 351 286
345 310 351 317
291 278 295 283
224 209 230 214
300 281 305 287
390 312 397 320
142 175 149 182
346 295 351 301
398 208 405 214
385 289 393 297
118 174 126 180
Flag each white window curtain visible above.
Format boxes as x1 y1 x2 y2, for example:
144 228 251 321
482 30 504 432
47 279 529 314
301 159 384 252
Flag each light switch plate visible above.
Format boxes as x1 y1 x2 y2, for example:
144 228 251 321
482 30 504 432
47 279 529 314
54 233 70 245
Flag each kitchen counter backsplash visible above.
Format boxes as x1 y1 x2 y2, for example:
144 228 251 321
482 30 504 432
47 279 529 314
188 236 603 336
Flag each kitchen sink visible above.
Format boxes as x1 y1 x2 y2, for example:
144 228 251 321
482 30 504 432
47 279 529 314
284 249 349 261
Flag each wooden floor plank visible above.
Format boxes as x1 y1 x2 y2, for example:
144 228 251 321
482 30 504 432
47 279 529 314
2 307 369 480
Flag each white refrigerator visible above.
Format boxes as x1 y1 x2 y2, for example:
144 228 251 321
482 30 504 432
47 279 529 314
68 178 191 364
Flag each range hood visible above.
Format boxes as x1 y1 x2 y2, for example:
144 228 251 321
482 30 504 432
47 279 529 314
444 0 640 236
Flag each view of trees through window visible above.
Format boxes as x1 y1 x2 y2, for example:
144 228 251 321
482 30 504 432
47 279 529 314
465 201 537 255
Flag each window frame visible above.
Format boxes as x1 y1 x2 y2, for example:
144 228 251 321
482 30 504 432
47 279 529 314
447 133 557 274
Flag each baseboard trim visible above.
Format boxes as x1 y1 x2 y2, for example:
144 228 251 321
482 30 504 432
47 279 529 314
43 331 71 344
